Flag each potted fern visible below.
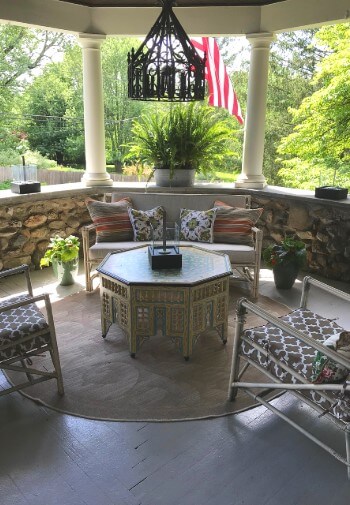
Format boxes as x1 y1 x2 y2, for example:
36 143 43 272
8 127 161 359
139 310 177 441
126 103 233 186
40 235 80 286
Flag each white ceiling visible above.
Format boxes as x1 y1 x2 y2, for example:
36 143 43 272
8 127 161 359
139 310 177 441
0 0 349 36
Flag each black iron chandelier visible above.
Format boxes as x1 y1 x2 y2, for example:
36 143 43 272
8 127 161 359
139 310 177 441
127 0 206 102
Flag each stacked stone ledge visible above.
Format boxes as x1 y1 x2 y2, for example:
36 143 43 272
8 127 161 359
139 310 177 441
0 192 349 282
253 196 350 282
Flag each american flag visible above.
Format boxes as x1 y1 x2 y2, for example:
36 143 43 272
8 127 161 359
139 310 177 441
191 37 244 124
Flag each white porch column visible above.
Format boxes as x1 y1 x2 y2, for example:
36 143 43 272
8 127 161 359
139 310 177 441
235 33 275 189
79 34 113 187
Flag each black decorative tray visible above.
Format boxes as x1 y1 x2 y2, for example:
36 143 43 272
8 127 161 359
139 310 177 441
314 186 348 200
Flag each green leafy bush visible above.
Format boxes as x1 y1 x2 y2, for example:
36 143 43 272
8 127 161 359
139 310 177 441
40 235 80 267
263 236 306 268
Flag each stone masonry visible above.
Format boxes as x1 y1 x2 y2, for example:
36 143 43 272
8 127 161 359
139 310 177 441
0 190 349 282
253 195 350 282
0 193 101 271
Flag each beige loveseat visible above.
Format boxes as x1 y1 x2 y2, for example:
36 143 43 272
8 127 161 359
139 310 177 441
82 192 263 297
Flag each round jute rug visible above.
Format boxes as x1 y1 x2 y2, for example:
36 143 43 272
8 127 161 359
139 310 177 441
6 287 290 422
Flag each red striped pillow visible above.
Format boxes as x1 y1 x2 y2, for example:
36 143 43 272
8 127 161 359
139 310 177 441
213 200 263 246
86 197 133 242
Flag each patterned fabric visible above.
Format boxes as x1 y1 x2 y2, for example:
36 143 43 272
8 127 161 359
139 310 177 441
0 294 50 361
240 308 350 421
180 208 217 243
213 200 263 246
311 332 350 384
86 197 133 243
128 206 165 241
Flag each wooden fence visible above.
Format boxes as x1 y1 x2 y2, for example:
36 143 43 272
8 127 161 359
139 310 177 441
0 166 148 185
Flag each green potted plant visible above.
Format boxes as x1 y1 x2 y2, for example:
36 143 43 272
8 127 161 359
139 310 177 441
40 235 80 286
126 102 234 187
263 236 307 289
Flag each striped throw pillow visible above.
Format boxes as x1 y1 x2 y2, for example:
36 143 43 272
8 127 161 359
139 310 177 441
86 197 133 242
213 200 263 246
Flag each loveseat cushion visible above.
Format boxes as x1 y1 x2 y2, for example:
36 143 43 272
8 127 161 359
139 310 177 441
179 208 216 243
86 197 133 242
213 200 263 246
89 241 256 264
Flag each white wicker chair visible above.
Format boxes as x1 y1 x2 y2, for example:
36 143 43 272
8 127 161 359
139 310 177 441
228 276 350 478
0 265 64 397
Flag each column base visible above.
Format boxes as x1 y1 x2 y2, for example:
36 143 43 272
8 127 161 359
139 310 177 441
235 174 267 189
82 173 113 187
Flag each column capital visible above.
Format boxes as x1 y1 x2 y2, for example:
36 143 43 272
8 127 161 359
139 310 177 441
78 33 106 49
246 32 275 48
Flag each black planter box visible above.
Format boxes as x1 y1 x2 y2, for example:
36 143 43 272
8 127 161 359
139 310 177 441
148 246 182 269
314 186 348 200
11 181 41 194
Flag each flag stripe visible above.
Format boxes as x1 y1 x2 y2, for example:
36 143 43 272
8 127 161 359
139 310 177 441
191 37 244 124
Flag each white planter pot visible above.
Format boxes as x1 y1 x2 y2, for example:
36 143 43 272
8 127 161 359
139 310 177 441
154 168 195 187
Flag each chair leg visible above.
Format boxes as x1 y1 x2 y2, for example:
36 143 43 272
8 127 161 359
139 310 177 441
49 348 64 395
228 299 246 401
44 294 64 395
346 426 350 479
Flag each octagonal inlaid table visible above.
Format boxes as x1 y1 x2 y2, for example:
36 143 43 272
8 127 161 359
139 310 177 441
97 245 232 360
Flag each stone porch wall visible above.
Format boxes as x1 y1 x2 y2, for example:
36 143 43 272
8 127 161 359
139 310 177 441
0 183 349 282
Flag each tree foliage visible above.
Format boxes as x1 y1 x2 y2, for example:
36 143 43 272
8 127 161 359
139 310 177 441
102 38 146 168
0 24 69 152
22 45 84 165
277 24 350 188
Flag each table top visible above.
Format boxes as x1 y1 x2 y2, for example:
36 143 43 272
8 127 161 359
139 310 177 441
97 245 232 286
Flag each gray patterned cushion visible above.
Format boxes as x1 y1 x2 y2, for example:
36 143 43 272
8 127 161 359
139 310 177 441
128 206 165 241
0 294 50 361
241 308 350 421
180 208 217 243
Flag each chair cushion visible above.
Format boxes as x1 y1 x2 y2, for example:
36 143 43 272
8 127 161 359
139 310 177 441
241 308 350 421
180 208 216 243
86 197 133 243
128 206 164 241
213 200 263 246
0 295 50 362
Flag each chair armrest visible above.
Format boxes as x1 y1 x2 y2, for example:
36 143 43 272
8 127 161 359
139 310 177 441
0 264 33 296
82 223 97 249
0 264 29 279
236 297 350 371
301 276 350 309
0 293 48 313
251 226 263 254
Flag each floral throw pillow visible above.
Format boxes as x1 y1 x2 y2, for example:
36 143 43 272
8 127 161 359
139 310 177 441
311 331 350 384
180 208 216 243
128 206 164 241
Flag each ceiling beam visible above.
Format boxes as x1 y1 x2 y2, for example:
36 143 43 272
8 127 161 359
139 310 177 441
0 0 349 36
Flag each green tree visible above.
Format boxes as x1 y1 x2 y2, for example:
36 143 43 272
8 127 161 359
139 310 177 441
22 45 84 165
277 24 350 189
263 30 317 185
0 24 68 152
102 38 146 169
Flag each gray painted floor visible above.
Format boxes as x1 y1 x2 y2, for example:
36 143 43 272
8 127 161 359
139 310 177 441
1 266 350 505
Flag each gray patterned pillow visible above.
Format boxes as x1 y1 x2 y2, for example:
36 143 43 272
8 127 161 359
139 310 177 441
128 206 164 241
180 208 217 243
